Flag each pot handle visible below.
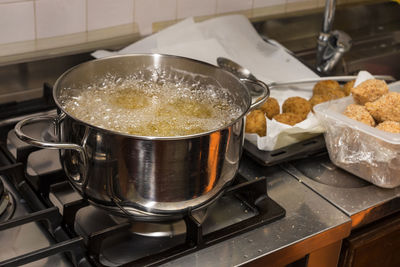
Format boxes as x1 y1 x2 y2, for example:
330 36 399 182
240 78 270 111
14 115 88 184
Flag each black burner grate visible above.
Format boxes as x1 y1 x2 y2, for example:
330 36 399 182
82 175 285 267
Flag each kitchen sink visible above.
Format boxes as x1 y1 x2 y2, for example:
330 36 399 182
254 1 400 79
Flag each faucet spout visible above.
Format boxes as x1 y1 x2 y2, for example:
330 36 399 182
322 0 336 34
316 0 352 74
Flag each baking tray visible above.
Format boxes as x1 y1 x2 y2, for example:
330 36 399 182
244 134 326 166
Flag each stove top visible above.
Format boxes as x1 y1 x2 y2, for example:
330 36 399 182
0 84 352 267
0 123 287 266
0 84 288 266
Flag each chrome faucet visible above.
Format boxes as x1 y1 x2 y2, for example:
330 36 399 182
316 0 352 74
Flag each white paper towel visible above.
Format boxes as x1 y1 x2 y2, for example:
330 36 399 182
92 15 317 82
92 15 323 151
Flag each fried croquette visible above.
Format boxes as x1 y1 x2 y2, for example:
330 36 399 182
351 79 389 105
343 104 375 126
313 80 341 95
245 110 266 136
273 113 304 126
312 80 345 105
341 80 355 96
309 90 345 111
259 97 280 119
376 121 400 133
326 88 345 99
309 94 331 109
365 92 400 122
282 96 311 119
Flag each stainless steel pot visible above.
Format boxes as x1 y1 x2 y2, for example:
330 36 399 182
14 54 269 221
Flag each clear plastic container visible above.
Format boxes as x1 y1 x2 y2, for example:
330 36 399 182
314 96 400 188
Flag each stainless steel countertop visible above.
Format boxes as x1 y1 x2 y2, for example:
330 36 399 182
162 155 351 266
282 153 400 229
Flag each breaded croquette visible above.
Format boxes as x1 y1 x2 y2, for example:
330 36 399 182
273 113 304 126
259 97 280 119
309 90 345 111
311 80 345 107
313 80 341 95
343 104 375 126
376 121 400 133
309 94 331 110
365 92 400 122
245 110 266 136
351 79 389 105
341 80 355 96
326 88 345 99
282 96 311 119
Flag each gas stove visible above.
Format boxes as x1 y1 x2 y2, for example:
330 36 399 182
0 83 353 267
0 84 286 266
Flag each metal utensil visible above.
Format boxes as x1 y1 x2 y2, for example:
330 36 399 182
217 57 396 88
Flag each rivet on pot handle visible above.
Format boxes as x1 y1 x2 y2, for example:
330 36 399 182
14 115 88 185
240 78 270 111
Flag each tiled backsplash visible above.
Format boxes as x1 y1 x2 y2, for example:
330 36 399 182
1 0 368 43
35 0 86 39
0 0 367 56
0 1 35 44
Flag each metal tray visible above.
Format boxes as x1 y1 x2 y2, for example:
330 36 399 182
243 134 326 166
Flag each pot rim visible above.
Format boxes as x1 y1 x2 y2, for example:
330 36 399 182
53 53 251 141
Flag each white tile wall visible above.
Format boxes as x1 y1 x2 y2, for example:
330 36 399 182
177 0 216 19
35 0 86 39
286 0 317 4
135 0 177 35
0 0 26 2
0 0 25 2
87 0 134 31
253 0 286 17
286 0 318 12
216 0 252 14
254 0 286 8
0 1 35 44
318 0 326 7
0 0 355 47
